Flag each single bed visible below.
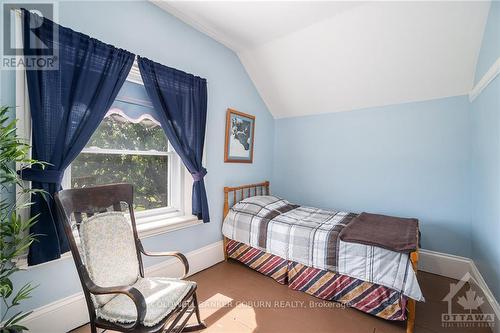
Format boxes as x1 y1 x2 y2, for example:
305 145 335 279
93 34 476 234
221 181 421 333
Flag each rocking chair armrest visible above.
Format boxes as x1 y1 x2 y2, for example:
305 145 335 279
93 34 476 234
80 267 147 327
138 243 189 278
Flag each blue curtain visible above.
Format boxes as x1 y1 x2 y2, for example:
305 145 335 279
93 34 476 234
21 9 135 265
137 56 210 222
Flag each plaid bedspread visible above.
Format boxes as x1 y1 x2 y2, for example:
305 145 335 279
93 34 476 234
222 195 424 301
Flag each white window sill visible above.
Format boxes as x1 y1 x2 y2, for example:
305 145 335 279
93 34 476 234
135 213 203 238
27 211 202 269
132 207 203 238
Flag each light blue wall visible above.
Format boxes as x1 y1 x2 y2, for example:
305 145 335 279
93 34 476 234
2 0 274 313
474 1 499 84
2 0 498 316
271 1 499 299
470 0 500 301
470 78 500 300
0 67 15 108
273 96 472 257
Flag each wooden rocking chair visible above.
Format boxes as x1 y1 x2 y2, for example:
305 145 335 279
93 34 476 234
55 183 206 333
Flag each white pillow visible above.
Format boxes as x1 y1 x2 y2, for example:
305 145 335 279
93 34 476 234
232 195 289 216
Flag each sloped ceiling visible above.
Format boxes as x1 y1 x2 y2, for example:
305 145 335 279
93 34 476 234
154 1 490 118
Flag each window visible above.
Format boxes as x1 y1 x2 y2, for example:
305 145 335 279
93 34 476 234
13 17 200 242
64 79 185 216
60 70 199 235
70 111 171 211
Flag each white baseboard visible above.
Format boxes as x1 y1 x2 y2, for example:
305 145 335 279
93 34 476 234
21 293 90 333
419 249 500 332
419 249 472 280
22 240 224 333
20 244 499 333
469 261 500 333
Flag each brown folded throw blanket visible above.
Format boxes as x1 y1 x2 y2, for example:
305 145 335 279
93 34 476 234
339 212 419 253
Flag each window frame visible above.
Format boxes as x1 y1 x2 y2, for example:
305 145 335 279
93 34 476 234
63 136 178 219
16 56 201 240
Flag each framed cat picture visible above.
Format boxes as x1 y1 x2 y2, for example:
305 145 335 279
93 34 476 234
224 108 255 163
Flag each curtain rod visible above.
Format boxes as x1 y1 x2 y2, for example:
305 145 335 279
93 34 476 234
12 8 208 83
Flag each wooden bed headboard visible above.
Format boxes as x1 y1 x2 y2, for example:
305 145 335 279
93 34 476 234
223 181 270 220
222 181 269 262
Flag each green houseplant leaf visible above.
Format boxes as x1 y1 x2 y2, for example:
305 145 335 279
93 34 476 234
1 106 45 331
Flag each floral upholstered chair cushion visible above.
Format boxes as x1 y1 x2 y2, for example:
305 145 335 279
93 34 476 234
96 277 196 327
80 212 140 305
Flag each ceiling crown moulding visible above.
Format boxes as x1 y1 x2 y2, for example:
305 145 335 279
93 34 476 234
154 1 491 118
151 0 240 51
469 57 500 102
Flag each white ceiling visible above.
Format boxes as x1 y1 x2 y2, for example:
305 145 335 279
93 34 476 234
154 1 491 118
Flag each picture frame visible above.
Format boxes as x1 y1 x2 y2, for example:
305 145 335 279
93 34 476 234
224 108 255 163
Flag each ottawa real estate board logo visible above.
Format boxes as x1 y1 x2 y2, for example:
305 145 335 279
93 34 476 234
1 3 58 70
441 272 495 329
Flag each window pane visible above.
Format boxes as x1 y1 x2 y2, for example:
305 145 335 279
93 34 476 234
71 153 168 211
70 80 172 211
86 113 168 151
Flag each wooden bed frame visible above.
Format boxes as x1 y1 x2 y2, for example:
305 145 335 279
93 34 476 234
222 181 418 333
